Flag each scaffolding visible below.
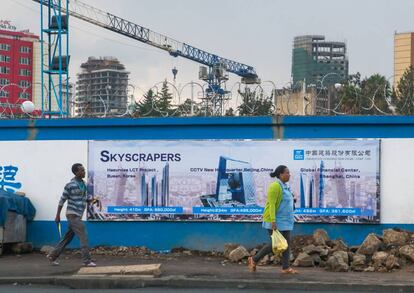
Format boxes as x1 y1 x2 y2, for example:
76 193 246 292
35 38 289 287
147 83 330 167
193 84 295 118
39 0 70 117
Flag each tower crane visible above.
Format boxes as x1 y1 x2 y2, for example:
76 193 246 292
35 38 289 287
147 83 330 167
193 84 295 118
34 0 260 116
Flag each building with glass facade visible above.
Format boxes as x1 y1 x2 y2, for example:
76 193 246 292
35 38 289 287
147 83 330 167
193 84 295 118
292 35 348 88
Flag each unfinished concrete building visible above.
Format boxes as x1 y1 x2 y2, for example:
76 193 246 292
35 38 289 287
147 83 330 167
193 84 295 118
292 35 348 88
75 57 129 117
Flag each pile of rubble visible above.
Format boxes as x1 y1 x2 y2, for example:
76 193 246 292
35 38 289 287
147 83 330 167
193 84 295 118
37 245 223 259
224 228 414 272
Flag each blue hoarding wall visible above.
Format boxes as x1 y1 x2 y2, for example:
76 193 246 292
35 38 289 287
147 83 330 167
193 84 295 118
2 115 414 250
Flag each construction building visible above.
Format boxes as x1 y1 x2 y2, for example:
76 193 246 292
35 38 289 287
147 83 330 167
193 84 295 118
274 86 318 116
274 84 338 116
291 35 348 88
394 32 414 89
75 56 129 117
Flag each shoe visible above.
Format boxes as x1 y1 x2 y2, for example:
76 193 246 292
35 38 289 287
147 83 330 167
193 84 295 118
83 261 97 267
247 256 256 272
281 267 298 274
46 254 60 266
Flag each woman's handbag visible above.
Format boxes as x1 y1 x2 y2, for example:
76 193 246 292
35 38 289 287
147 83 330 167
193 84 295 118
271 230 288 255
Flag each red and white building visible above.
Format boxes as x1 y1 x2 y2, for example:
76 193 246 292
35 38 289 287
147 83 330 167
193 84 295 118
0 20 40 116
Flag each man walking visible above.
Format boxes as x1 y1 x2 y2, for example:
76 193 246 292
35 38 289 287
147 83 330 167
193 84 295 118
47 163 96 267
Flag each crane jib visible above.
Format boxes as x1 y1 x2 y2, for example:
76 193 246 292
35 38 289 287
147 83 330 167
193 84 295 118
32 0 258 79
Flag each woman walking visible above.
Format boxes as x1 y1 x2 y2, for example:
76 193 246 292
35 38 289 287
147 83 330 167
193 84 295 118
248 165 298 274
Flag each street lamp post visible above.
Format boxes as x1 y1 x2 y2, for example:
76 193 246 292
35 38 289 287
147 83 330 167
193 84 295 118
105 84 111 116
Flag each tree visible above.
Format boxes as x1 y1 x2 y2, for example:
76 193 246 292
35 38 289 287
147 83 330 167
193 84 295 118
335 73 362 114
134 89 157 117
156 80 175 116
225 107 235 116
237 89 273 116
360 74 391 115
176 98 200 116
396 66 414 115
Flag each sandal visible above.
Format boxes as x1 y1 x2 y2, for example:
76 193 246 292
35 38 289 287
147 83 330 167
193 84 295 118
281 267 298 274
247 256 257 272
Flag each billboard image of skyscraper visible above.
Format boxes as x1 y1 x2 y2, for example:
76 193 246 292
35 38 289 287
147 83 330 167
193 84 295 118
138 163 170 208
199 156 257 208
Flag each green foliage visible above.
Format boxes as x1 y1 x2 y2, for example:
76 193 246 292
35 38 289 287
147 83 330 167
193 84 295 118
176 98 200 116
360 74 391 114
335 72 391 115
157 80 175 116
396 66 414 115
225 107 235 116
335 73 362 114
237 89 273 116
133 89 157 117
132 81 176 117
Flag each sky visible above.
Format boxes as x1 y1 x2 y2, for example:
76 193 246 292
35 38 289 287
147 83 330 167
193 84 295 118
2 0 414 102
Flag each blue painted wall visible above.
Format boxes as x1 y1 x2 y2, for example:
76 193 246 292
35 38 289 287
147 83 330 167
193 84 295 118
3 115 414 250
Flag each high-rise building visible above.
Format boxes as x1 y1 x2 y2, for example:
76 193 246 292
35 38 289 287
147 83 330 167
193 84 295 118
139 163 170 207
75 56 129 117
292 35 348 88
215 156 256 206
394 32 414 89
0 22 40 115
318 160 325 208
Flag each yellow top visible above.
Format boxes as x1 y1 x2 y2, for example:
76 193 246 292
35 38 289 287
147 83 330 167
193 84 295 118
262 181 283 222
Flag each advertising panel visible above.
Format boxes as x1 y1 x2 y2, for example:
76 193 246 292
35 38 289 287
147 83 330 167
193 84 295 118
87 140 380 223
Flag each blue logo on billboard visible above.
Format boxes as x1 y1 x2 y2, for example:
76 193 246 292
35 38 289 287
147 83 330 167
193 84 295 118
293 150 305 160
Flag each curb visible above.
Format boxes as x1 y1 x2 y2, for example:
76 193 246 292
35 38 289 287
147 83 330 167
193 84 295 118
0 276 414 292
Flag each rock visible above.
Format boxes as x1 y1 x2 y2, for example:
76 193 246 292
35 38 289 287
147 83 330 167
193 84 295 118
11 242 33 254
312 254 322 266
293 252 314 267
364 266 375 272
270 255 281 264
326 253 349 272
377 266 388 272
351 254 366 271
319 248 329 259
383 229 409 246
228 246 250 262
332 239 348 252
313 229 329 246
258 254 271 265
250 248 259 256
385 255 400 270
118 246 128 253
372 251 389 265
356 234 382 255
224 244 239 259
347 252 354 262
333 251 349 264
40 245 54 254
349 246 359 253
399 245 414 262
302 244 325 255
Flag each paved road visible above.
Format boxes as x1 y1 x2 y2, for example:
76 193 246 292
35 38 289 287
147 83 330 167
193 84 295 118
0 284 358 293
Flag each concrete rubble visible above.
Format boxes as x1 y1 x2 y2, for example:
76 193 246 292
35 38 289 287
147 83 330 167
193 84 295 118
223 228 414 273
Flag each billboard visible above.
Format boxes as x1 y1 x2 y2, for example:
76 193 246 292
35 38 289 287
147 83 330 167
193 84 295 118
87 139 380 223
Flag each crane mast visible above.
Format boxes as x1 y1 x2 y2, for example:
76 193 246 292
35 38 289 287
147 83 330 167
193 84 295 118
34 0 260 116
